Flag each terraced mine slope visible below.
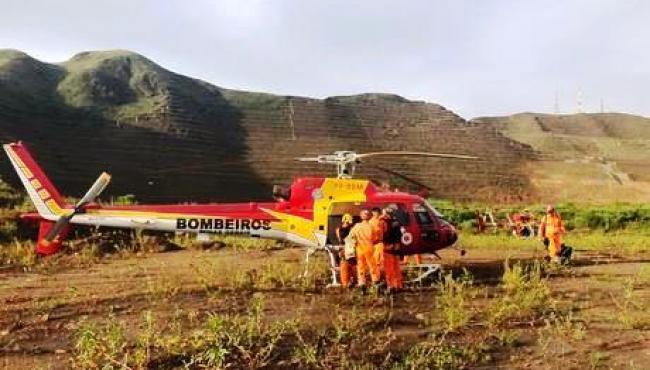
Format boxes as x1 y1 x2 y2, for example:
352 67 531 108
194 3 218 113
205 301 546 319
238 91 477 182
0 49 533 203
473 113 650 203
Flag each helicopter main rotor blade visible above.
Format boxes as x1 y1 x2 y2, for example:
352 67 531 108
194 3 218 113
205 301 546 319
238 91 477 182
368 164 433 191
295 157 321 162
356 151 478 161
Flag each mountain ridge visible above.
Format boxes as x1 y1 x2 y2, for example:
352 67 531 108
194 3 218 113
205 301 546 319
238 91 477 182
0 49 542 202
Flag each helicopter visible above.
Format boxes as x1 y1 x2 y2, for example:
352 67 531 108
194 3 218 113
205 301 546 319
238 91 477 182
3 142 477 285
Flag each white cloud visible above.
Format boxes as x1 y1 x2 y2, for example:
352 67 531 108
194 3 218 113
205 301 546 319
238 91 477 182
0 0 649 118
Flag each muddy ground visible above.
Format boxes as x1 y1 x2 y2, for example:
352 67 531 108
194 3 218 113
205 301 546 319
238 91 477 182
1 246 649 369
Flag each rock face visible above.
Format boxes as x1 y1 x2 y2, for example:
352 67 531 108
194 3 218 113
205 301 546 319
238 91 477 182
0 49 533 203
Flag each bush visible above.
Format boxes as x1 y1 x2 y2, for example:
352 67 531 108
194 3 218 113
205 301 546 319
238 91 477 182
487 261 551 326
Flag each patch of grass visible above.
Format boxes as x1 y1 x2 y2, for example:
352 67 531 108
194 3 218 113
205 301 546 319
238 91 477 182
487 261 552 327
460 233 538 251
536 311 587 357
212 234 283 251
0 239 36 269
610 277 650 329
393 337 490 370
434 271 475 332
589 351 609 369
71 316 128 369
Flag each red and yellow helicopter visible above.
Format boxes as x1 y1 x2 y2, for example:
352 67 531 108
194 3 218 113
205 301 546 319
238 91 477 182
4 141 476 284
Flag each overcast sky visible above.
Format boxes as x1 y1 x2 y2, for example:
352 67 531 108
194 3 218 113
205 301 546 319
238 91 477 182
1 0 649 118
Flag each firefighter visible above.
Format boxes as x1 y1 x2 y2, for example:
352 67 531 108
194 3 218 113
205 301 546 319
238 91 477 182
381 207 403 293
336 214 356 288
350 209 380 290
538 205 565 263
369 207 386 271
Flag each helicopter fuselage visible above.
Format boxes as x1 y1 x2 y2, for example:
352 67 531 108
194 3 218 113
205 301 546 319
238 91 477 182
5 142 459 255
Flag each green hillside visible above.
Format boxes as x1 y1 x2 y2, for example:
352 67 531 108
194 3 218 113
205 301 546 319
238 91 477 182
0 49 531 203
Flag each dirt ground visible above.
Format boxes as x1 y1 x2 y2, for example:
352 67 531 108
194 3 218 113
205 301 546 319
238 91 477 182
1 246 649 369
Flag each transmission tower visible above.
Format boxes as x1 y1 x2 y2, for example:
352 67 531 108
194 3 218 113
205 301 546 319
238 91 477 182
576 89 584 113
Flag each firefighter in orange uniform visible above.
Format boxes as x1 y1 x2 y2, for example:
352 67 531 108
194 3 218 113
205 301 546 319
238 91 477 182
350 210 380 289
381 207 403 293
538 205 565 263
370 207 386 272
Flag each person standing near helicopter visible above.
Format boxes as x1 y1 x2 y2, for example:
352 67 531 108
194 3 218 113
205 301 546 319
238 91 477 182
539 205 565 263
336 213 356 288
350 209 381 290
381 207 403 293
370 207 387 273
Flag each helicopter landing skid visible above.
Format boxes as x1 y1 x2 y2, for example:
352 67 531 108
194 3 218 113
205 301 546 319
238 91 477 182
302 245 343 288
402 263 443 285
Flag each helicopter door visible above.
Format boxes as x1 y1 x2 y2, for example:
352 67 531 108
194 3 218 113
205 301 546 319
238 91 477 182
326 202 362 245
325 202 409 245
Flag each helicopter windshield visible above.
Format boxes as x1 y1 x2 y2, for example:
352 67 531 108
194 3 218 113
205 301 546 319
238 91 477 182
423 201 444 218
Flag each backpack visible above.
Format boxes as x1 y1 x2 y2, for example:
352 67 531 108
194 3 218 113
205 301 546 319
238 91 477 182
343 235 357 260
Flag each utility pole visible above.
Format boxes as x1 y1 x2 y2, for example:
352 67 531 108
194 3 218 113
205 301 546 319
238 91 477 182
288 97 296 140
576 89 584 113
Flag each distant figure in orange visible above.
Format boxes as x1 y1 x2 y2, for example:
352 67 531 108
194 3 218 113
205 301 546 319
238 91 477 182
538 205 565 263
475 210 486 233
350 209 380 289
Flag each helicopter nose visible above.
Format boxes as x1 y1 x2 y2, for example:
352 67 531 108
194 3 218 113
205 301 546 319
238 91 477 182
441 222 458 246
448 228 458 245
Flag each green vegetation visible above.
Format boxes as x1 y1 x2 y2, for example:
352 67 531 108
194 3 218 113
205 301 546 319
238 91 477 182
431 200 650 231
435 271 475 332
459 230 650 255
69 294 494 369
487 262 551 326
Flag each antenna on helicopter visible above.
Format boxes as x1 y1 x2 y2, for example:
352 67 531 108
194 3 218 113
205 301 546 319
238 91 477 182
296 150 478 179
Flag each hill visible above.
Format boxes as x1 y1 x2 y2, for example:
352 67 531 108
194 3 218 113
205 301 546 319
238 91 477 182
0 49 533 203
473 113 650 202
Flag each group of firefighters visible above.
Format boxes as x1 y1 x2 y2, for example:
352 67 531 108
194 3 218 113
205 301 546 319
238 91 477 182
335 207 412 293
334 204 572 293
507 204 573 263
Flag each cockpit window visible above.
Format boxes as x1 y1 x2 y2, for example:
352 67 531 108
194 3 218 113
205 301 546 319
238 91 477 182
424 201 444 218
385 203 410 226
413 203 434 225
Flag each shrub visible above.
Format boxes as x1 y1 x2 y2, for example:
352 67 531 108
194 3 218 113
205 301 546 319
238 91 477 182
487 261 551 326
435 272 475 332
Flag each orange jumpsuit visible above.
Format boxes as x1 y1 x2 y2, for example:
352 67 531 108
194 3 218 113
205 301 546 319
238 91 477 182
340 260 355 287
539 213 565 259
350 221 380 286
370 216 387 271
403 254 423 264
380 216 402 289
384 252 402 289
337 225 355 287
